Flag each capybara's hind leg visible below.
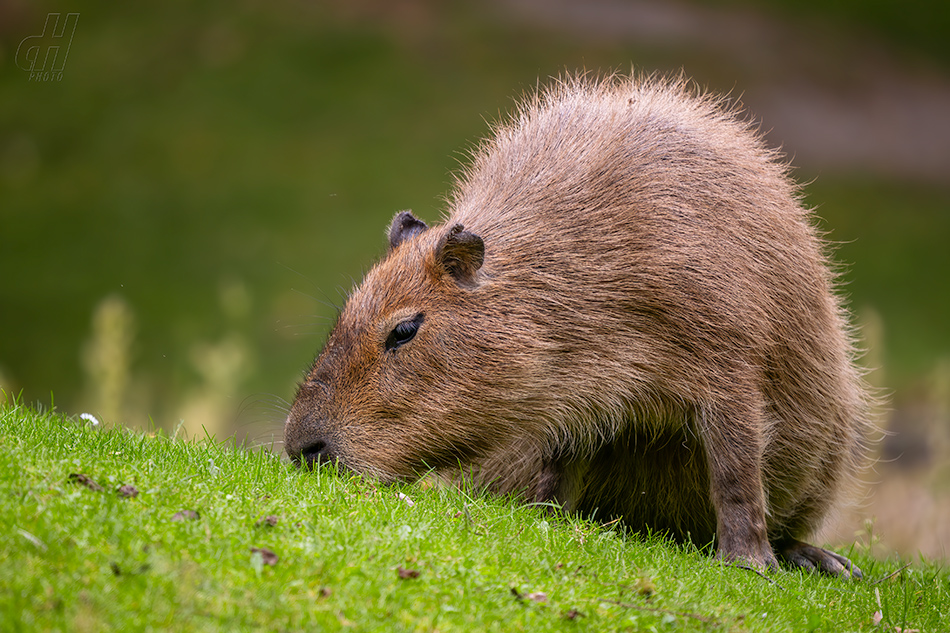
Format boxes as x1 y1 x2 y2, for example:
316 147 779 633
776 538 862 579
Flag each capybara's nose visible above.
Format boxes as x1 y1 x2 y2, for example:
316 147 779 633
298 439 336 469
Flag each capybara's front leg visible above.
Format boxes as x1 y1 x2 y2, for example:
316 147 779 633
701 403 779 571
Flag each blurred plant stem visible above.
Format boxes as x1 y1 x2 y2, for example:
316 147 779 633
81 295 135 426
179 279 253 439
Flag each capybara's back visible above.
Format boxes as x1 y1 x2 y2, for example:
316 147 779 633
285 74 874 577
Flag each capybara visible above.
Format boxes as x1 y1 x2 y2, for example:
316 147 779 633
284 74 873 578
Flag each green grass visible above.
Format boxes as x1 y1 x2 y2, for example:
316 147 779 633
2 398 947 632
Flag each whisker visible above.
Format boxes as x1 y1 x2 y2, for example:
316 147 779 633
230 393 294 455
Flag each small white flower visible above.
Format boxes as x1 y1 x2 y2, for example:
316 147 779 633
79 413 100 426
397 492 414 507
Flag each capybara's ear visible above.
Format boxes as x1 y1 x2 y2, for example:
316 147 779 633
436 224 484 288
389 211 429 251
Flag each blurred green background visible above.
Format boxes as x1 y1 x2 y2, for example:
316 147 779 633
2 0 949 557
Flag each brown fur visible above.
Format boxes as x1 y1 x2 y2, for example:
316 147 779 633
284 74 874 577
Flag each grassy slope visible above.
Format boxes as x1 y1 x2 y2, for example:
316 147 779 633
2 400 947 632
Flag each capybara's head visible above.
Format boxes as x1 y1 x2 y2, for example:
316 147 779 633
285 211 520 481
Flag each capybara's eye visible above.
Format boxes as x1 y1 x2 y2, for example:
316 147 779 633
386 313 425 352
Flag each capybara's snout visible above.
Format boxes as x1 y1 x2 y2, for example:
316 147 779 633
284 395 339 469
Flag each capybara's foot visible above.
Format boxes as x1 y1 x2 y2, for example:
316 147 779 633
716 530 780 572
777 538 862 579
717 548 781 574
